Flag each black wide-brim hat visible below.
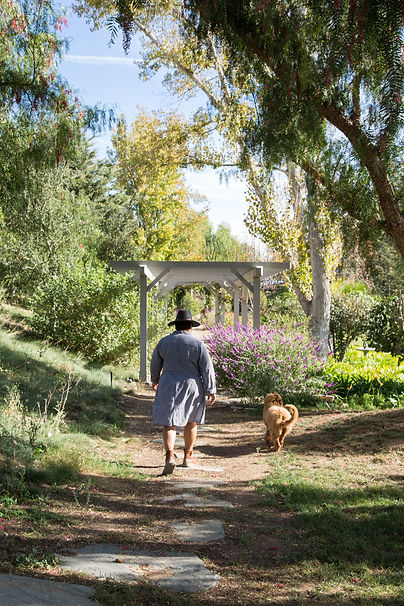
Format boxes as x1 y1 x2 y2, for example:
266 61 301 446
168 309 201 327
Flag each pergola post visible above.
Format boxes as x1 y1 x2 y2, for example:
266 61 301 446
233 287 240 329
241 286 248 326
253 266 263 330
214 290 220 323
139 266 148 382
220 300 225 324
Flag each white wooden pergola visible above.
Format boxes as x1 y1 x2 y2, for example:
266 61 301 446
110 260 290 381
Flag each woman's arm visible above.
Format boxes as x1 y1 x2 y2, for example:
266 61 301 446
150 344 163 386
198 341 216 396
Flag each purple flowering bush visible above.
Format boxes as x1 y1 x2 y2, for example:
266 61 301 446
206 323 329 403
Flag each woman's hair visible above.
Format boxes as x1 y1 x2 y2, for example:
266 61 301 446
175 321 193 331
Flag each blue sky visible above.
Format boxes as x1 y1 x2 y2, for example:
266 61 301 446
58 2 250 239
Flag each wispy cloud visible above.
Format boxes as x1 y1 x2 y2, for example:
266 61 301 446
65 55 139 66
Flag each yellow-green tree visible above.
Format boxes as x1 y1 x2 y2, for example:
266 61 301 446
112 110 210 260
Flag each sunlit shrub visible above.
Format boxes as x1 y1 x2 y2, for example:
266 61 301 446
330 291 375 360
365 295 404 359
325 347 404 403
31 264 140 362
206 323 329 403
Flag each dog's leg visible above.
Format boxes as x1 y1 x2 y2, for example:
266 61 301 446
274 437 282 452
279 428 288 448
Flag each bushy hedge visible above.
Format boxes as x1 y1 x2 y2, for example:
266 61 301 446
365 295 404 359
325 347 404 407
206 323 329 404
330 291 374 360
31 264 140 362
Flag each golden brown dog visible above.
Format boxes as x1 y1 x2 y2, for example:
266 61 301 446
263 392 298 452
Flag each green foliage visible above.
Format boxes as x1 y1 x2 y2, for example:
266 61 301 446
262 287 307 330
173 290 200 317
325 348 404 404
365 295 404 359
330 291 375 360
31 264 140 362
0 381 78 492
363 233 404 295
0 320 125 434
112 111 210 261
204 223 254 262
15 550 61 570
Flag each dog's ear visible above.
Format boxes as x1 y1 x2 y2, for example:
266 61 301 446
264 393 273 408
274 392 283 405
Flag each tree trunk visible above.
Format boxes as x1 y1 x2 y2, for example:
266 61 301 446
307 221 331 356
288 164 331 357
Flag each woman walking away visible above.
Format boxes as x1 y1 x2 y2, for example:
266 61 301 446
151 309 216 475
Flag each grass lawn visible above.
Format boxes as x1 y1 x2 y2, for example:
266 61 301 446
258 409 404 604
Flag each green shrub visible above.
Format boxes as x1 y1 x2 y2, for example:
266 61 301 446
325 347 404 403
31 264 140 362
0 385 64 466
206 323 329 404
346 392 404 410
262 287 307 330
365 295 404 359
172 288 200 317
330 291 374 360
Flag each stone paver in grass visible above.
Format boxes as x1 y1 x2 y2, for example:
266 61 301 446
171 519 225 543
58 544 220 593
0 574 98 606
164 478 225 490
162 493 234 508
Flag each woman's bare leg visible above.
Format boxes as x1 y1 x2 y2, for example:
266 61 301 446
162 425 176 475
183 422 197 466
183 422 197 451
163 425 176 451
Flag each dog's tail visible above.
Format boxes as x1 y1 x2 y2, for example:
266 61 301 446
283 405 298 427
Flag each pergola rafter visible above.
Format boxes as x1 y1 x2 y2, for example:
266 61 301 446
110 260 290 380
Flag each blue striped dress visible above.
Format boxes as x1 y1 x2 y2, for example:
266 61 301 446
150 330 216 426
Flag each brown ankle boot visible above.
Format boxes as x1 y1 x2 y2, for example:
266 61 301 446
182 448 195 468
162 449 176 475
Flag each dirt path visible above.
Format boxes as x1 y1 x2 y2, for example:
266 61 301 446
86 386 292 602
122 387 271 483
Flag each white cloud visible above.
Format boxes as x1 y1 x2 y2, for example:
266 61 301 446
64 55 138 66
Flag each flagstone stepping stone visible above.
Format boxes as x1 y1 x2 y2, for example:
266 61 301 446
58 544 219 593
58 544 143 583
162 493 234 508
152 438 208 448
165 479 224 490
171 519 225 543
135 551 220 592
0 574 97 606
181 463 224 472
